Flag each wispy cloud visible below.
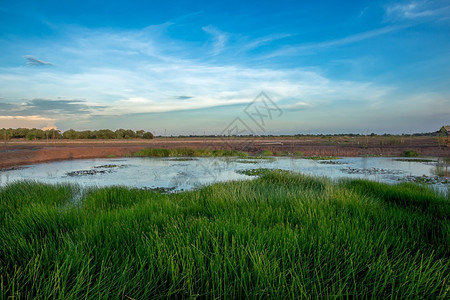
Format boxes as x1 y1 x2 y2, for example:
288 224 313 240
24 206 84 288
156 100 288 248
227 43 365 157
359 7 369 18
385 1 450 20
23 55 53 66
0 25 395 119
279 101 313 111
202 25 229 55
261 26 403 59
0 98 105 117
0 115 57 129
0 19 447 133
244 33 292 51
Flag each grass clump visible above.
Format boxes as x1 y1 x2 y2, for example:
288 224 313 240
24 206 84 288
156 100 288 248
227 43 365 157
260 150 273 156
1 172 449 299
236 168 274 176
133 148 248 158
403 150 419 157
236 159 259 164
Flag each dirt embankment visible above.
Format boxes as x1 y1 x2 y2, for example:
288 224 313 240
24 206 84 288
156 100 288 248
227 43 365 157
0 136 448 169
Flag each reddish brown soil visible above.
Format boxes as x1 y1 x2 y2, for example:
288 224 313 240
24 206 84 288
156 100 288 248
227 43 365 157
0 136 448 169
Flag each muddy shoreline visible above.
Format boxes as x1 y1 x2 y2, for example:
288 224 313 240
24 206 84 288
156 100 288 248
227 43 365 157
1 137 448 169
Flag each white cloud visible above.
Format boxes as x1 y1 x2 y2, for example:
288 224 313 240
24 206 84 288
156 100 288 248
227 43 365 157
244 33 292 51
0 38 394 116
260 26 404 59
0 23 444 133
202 25 229 55
0 115 56 129
0 115 54 121
385 1 450 20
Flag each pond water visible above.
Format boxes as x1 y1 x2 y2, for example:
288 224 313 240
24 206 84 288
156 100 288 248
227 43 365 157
0 156 448 192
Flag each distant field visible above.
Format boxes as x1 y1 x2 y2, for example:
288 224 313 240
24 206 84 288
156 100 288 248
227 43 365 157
1 170 448 298
1 136 448 169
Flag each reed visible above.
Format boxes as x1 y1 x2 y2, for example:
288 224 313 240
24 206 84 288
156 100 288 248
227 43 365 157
1 171 449 299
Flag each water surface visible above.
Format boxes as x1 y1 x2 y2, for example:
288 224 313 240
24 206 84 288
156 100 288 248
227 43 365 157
0 156 448 192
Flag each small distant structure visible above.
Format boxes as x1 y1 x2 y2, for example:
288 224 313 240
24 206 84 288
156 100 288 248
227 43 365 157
440 125 450 135
439 125 450 146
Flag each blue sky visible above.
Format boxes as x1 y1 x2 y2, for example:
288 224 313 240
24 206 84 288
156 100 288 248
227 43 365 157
0 0 449 134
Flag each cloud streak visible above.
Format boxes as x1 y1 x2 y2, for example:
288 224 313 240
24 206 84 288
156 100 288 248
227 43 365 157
0 15 447 133
23 55 53 66
385 1 450 20
261 26 404 59
0 99 105 117
202 25 229 55
0 25 397 119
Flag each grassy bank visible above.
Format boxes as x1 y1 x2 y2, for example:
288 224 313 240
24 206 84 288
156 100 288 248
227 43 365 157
1 171 449 299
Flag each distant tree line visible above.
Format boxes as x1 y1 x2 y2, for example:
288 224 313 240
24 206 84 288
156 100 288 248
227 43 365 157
0 128 154 141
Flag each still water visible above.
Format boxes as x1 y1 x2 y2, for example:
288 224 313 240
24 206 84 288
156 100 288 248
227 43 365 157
0 157 448 192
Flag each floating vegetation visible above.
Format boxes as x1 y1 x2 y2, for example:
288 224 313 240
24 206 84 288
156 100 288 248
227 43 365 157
235 159 259 164
163 158 198 161
394 158 435 163
248 156 275 160
66 164 127 177
93 164 127 169
133 186 176 193
0 166 27 172
401 175 450 185
341 167 404 175
303 156 340 160
236 168 275 176
65 169 113 177
319 160 345 165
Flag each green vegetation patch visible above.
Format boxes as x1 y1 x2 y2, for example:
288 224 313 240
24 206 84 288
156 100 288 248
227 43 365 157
303 156 341 160
235 159 259 164
403 150 419 157
133 148 248 158
248 155 276 160
403 175 450 185
260 150 274 156
394 158 435 163
1 172 449 299
236 168 275 176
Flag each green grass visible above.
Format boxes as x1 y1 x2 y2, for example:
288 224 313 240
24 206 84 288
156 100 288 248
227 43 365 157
235 159 259 164
236 168 275 176
132 148 248 158
1 172 449 299
292 151 304 157
404 150 419 157
260 150 274 156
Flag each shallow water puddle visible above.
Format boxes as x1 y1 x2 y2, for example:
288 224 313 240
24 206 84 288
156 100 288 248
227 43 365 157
0 156 448 192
